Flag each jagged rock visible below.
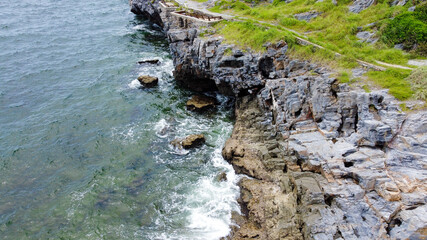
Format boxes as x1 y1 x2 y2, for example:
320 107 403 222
356 31 378 44
186 95 217 112
171 134 205 149
294 11 321 21
131 0 427 238
352 67 367 78
130 0 163 27
394 43 404 50
349 0 375 13
137 75 158 87
389 205 427 239
391 0 408 6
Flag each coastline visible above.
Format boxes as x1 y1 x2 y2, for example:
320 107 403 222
129 0 427 239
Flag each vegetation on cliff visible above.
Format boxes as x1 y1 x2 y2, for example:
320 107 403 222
210 0 426 102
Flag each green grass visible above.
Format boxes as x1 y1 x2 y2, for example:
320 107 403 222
406 66 427 101
367 69 413 100
209 0 424 65
336 70 351 83
207 0 427 101
214 21 295 52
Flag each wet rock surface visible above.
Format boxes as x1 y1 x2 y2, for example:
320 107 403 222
138 59 160 64
131 0 427 238
137 75 158 87
186 95 217 112
171 134 206 149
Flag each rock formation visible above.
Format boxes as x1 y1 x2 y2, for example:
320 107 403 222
137 75 158 87
130 0 427 238
186 95 217 112
171 134 206 149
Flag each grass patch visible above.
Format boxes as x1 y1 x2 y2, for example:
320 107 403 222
214 21 295 52
209 0 424 65
337 70 351 83
367 69 412 100
406 66 427 100
208 1 425 101
362 84 371 93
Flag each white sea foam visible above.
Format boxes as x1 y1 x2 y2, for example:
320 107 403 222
128 79 141 89
183 131 241 239
154 118 169 138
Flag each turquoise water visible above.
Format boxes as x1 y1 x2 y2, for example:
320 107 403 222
0 0 239 239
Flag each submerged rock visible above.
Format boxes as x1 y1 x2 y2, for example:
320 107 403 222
138 59 160 64
186 95 217 112
137 75 158 87
171 134 205 149
216 172 227 182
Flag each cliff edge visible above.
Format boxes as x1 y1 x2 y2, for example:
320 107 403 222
130 0 427 239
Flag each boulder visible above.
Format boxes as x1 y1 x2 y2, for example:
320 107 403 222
137 75 158 87
186 95 217 112
294 11 321 21
171 134 205 149
356 31 378 44
349 0 375 13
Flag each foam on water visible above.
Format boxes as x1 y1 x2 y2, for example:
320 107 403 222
0 0 240 238
154 119 170 138
128 79 141 89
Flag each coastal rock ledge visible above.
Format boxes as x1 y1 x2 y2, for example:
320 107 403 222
130 0 427 239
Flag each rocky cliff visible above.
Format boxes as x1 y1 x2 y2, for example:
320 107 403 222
130 0 427 239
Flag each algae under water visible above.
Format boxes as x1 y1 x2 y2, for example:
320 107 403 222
0 0 239 238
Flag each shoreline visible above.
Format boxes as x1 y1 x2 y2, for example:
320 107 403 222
129 0 427 239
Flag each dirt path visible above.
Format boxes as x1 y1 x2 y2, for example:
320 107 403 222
375 60 414 70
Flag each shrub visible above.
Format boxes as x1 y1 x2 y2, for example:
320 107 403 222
381 3 427 56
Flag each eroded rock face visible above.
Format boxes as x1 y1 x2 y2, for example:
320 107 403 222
171 134 205 149
131 0 427 238
130 0 163 27
137 75 158 87
225 95 426 240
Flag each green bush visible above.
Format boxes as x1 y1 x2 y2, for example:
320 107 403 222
381 4 427 56
414 1 427 22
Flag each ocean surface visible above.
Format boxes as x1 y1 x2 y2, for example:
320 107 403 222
0 0 240 239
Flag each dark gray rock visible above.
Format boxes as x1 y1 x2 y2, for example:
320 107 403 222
349 0 375 13
131 0 427 238
294 11 321 22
